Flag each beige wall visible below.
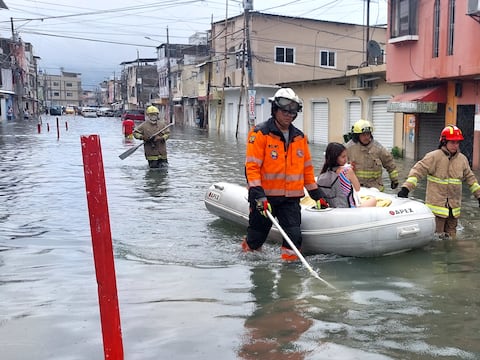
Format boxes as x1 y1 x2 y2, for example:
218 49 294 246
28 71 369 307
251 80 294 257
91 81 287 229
288 71 404 148
211 13 387 90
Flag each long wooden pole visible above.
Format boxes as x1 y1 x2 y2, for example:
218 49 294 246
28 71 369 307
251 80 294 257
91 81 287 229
266 211 336 289
81 135 124 359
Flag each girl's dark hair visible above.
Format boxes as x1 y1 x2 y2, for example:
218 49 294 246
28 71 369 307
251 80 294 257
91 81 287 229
321 142 346 173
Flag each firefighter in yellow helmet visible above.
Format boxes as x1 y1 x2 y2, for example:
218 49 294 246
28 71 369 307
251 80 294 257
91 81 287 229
345 119 398 191
398 125 480 239
133 105 170 168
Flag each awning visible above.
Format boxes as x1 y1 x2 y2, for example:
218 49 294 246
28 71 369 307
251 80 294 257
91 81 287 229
387 86 446 113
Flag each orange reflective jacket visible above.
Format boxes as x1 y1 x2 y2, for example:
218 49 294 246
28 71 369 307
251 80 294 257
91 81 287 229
245 118 319 198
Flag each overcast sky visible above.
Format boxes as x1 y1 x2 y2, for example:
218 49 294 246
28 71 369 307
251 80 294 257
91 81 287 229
2 0 387 90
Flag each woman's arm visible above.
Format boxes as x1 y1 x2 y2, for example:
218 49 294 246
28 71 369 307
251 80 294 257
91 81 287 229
343 165 361 191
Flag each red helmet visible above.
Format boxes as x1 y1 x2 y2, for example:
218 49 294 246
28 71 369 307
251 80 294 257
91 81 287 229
440 125 464 141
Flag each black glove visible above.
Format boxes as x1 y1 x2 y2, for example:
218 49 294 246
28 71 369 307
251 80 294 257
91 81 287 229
397 187 409 198
255 197 271 217
391 180 399 189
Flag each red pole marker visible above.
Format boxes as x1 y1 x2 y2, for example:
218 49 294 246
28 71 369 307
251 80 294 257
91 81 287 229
56 117 60 140
47 123 50 132
37 123 41 133
65 121 68 131
81 135 124 360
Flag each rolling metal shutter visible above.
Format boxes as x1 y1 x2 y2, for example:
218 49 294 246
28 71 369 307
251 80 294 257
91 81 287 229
417 111 445 160
347 100 361 134
312 101 328 144
371 100 394 149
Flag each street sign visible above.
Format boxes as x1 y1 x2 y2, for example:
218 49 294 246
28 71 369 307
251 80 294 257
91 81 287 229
248 89 256 125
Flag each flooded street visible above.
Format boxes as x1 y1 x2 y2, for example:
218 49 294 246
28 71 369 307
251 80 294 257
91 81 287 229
1 116 480 360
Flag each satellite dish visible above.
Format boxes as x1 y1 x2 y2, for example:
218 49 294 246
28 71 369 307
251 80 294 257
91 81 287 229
367 40 382 58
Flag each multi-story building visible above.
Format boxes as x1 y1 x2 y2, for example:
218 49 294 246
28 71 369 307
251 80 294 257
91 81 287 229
98 78 121 108
0 38 15 121
120 58 158 111
386 0 480 168
1 38 40 120
209 11 388 136
155 40 209 125
41 71 82 109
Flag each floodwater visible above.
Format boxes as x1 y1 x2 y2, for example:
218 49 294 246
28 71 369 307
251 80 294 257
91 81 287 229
1 116 480 360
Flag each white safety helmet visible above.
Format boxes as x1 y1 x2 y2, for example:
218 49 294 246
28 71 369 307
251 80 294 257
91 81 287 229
269 88 303 114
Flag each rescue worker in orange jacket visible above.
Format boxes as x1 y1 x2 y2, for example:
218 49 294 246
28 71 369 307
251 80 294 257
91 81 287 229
243 88 328 261
398 125 480 238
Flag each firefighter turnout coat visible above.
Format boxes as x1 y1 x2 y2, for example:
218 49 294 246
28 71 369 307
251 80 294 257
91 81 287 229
346 139 398 191
401 146 480 218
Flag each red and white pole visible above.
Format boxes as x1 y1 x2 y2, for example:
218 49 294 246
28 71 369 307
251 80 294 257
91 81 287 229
80 135 124 359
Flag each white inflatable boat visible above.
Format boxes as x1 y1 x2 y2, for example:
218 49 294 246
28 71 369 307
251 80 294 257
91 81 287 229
204 182 435 257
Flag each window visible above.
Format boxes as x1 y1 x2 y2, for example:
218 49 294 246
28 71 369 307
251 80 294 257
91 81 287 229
390 0 418 38
433 0 440 57
447 0 455 55
53 91 60 97
275 46 294 64
320 50 336 68
66 82 73 87
66 92 73 97
53 81 59 87
235 49 244 69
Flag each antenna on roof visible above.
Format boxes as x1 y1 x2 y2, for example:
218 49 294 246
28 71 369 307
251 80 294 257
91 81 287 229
367 40 382 65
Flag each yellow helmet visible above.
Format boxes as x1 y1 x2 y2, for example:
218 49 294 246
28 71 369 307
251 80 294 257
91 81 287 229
146 105 160 115
352 119 373 134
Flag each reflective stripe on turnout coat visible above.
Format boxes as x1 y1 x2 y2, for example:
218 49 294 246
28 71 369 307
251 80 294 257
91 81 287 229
401 147 480 218
345 139 398 191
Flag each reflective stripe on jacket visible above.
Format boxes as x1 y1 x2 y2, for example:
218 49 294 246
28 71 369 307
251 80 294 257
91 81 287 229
345 139 398 191
402 147 480 218
245 118 318 198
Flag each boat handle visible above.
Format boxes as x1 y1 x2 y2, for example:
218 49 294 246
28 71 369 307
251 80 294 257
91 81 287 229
213 184 224 191
398 226 420 237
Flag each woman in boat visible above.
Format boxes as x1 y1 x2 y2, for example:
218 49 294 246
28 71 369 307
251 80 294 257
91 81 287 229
317 142 377 208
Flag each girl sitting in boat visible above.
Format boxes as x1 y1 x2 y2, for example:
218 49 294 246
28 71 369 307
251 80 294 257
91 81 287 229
317 142 377 208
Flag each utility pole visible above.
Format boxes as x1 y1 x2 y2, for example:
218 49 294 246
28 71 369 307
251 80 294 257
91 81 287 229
365 0 371 64
244 0 255 128
113 71 116 103
136 49 140 108
166 26 173 124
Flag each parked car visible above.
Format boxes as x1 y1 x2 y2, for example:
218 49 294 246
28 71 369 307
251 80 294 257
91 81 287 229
96 107 113 117
122 109 145 122
82 107 98 118
104 109 115 117
49 106 62 116
65 106 75 115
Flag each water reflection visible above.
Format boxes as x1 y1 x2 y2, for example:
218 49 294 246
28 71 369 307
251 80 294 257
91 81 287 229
239 265 313 359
